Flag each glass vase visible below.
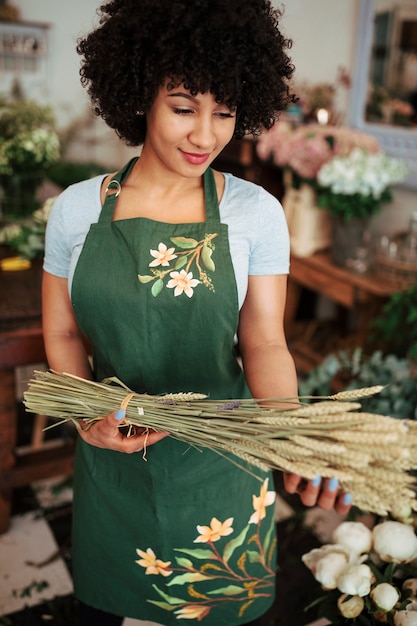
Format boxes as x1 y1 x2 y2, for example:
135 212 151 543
331 217 371 272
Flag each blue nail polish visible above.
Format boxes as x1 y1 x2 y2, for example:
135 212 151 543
311 475 321 487
115 408 126 421
328 477 339 492
343 493 353 505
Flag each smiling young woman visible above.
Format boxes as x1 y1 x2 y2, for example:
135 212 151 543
41 1 351 624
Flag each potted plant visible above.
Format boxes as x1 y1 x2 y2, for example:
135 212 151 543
298 347 417 421
316 148 407 266
370 282 417 375
0 97 60 221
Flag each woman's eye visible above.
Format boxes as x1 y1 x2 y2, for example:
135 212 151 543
173 107 194 115
216 112 235 119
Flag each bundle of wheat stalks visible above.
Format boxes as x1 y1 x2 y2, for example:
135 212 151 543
23 370 417 516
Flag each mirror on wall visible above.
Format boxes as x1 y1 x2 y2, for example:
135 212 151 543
349 0 417 188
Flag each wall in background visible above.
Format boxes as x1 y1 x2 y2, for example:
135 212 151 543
4 0 416 227
6 0 358 167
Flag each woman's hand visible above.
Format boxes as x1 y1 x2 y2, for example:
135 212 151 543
77 408 169 453
283 473 352 516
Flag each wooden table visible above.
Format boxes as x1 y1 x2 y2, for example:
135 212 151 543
285 252 403 372
0 254 75 533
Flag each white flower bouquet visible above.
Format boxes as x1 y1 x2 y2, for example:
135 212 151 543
0 196 55 259
0 127 60 177
316 148 408 222
303 519 417 625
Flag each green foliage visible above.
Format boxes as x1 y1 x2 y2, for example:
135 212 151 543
46 160 109 189
316 187 392 222
370 282 417 358
0 98 56 139
299 348 417 420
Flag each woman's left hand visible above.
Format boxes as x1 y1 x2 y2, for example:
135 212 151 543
283 473 352 516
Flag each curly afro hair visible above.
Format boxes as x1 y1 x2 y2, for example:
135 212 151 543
77 0 295 145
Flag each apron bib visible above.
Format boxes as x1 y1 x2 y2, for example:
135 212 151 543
71 158 276 624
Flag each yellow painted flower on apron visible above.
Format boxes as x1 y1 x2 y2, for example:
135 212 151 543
134 477 276 621
138 233 218 297
135 548 173 577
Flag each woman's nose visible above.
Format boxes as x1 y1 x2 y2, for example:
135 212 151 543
189 115 216 149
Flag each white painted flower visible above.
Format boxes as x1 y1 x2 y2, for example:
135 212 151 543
167 270 200 297
302 544 351 590
332 521 373 556
373 521 417 564
394 601 417 626
337 563 373 597
249 478 276 525
371 582 400 612
149 242 177 267
337 593 365 618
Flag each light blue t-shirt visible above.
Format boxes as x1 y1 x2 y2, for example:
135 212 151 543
44 171 290 310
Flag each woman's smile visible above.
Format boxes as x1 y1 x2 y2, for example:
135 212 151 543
179 150 211 165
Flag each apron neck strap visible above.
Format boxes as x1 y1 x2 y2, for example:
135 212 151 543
99 157 139 223
99 158 220 223
203 167 221 222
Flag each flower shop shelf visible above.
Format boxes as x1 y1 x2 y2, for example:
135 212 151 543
0 256 75 534
285 252 403 373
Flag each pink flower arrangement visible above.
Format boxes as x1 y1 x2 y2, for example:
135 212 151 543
256 121 380 182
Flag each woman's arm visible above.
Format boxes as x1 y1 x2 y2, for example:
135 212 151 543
238 274 351 515
42 271 93 379
238 274 297 402
42 270 167 452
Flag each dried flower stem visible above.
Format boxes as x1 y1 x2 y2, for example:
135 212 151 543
23 370 417 516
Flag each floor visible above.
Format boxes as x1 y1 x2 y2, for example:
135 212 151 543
0 468 341 626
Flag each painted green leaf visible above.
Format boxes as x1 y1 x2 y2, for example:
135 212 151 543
175 547 214 560
207 585 246 596
201 244 215 272
138 274 154 283
263 513 276 558
223 525 249 564
167 572 212 586
247 550 262 564
175 556 193 568
151 278 164 297
147 600 177 611
151 584 186 605
170 236 198 249
174 256 188 270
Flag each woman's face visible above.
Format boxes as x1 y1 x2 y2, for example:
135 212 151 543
141 81 237 178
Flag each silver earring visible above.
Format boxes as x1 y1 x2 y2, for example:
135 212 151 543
136 110 144 116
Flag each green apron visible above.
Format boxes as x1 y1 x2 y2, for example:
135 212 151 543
71 158 277 624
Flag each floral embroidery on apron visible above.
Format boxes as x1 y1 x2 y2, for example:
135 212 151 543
134 477 276 621
138 233 218 297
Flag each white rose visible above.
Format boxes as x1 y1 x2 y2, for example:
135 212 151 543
371 582 400 611
394 601 417 626
337 593 365 618
337 563 373 597
332 521 373 555
373 522 417 564
302 544 351 590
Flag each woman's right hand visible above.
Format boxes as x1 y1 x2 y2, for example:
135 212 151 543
77 408 169 453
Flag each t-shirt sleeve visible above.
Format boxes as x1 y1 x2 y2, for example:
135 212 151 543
43 192 72 278
248 186 290 276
